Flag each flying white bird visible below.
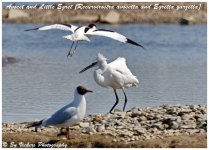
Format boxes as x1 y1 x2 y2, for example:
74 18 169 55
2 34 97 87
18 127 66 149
27 86 93 139
25 24 145 57
79 53 139 112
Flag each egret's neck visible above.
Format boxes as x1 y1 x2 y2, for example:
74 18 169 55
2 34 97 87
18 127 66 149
98 60 108 70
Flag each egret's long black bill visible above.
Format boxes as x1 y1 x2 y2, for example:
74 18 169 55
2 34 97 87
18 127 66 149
79 62 97 73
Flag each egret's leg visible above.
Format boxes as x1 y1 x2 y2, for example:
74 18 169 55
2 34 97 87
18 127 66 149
122 88 128 111
109 89 119 113
70 41 78 57
67 42 74 57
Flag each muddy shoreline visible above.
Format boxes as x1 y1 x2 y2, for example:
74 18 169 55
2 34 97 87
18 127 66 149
2 104 207 148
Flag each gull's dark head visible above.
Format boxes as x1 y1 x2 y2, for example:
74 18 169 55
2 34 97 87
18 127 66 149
77 86 93 95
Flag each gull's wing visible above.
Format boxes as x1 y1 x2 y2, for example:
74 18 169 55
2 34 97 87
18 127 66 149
24 24 78 32
43 105 78 126
85 29 145 49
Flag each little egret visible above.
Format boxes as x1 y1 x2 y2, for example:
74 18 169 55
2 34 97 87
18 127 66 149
79 53 139 112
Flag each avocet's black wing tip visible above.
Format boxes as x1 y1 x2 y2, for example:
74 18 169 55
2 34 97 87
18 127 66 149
126 38 145 50
24 27 40 31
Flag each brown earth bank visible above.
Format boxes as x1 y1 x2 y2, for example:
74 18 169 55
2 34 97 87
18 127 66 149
2 2 207 25
2 104 207 148
2 133 207 148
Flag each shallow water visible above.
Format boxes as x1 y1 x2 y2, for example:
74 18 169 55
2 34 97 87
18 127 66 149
2 23 207 123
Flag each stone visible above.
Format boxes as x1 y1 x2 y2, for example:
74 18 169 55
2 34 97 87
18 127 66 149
138 116 147 122
181 114 193 120
2 10 9 18
151 122 164 130
96 125 105 132
120 130 134 137
70 125 80 130
115 111 126 118
79 122 90 128
85 126 97 134
103 113 112 119
162 118 173 126
180 122 197 129
70 15 99 23
133 127 146 135
113 139 117 142
93 116 103 123
106 126 115 131
2 57 19 67
100 11 120 24
8 9 29 20
179 17 195 25
170 121 179 130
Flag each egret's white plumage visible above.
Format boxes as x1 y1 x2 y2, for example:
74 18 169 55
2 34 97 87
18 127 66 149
25 24 145 57
27 86 92 139
79 53 139 112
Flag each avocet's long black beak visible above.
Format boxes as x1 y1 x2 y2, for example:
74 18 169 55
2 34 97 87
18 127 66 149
79 62 97 73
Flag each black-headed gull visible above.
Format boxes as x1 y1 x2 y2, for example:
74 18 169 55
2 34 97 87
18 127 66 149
27 86 93 139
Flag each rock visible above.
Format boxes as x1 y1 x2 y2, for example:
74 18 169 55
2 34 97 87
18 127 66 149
79 122 89 128
166 107 177 115
85 126 97 134
133 127 146 135
103 113 112 119
180 121 197 129
181 114 193 120
8 9 29 20
170 121 179 130
2 10 9 18
138 116 147 122
112 138 117 142
106 126 115 131
150 122 164 130
70 15 99 23
115 111 126 118
179 17 195 25
2 57 19 66
96 124 105 132
119 130 134 137
114 109 122 112
92 115 103 123
162 118 173 126
100 11 120 24
70 125 80 130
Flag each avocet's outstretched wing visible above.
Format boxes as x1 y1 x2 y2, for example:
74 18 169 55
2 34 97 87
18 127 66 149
86 29 145 49
24 24 78 32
